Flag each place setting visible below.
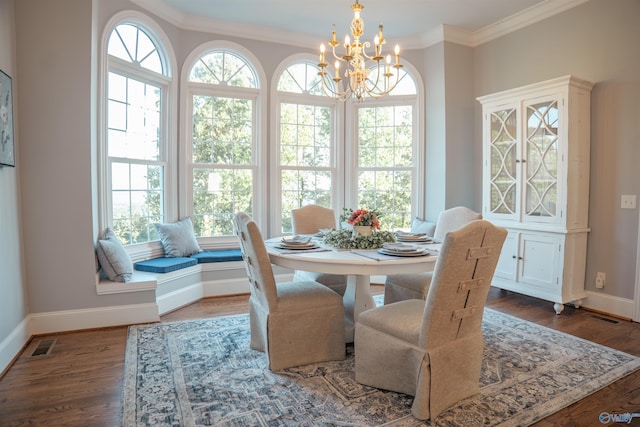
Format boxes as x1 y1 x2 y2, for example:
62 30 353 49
269 235 328 253
394 231 433 243
378 242 433 257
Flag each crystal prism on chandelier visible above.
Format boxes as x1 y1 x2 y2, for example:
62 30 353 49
318 0 403 101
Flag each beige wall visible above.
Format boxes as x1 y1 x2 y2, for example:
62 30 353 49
473 0 640 299
15 0 156 314
0 0 28 353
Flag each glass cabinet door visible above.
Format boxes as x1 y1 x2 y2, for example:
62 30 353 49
488 106 518 217
524 99 559 221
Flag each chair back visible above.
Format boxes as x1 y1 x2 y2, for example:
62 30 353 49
420 220 506 349
233 212 278 309
291 204 337 234
433 206 482 241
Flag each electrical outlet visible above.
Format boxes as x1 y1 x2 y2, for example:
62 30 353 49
595 272 606 289
621 195 637 209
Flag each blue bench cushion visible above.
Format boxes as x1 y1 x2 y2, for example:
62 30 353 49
191 249 243 263
135 257 197 273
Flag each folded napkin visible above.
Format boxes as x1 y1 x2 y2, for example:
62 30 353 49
281 235 312 245
395 231 427 237
383 242 420 252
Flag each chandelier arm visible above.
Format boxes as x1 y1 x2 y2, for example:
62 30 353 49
319 70 352 101
365 70 402 98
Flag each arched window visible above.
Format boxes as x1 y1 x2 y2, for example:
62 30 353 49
101 13 175 246
272 57 342 234
349 65 422 230
183 42 264 241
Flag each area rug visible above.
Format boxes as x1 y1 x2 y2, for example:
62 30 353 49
122 298 640 426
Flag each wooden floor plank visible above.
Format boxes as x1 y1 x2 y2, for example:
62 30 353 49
0 286 639 426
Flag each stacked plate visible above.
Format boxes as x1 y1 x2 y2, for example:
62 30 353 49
395 231 432 243
277 236 318 250
378 242 429 257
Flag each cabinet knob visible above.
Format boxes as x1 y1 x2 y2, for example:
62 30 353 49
512 255 517 259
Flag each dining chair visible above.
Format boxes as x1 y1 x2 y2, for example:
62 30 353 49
383 206 482 304
291 204 348 296
354 220 507 420
233 212 346 371
291 204 337 235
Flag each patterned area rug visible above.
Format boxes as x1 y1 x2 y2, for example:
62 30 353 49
122 298 640 426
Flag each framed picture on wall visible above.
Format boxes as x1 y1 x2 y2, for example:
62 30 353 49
0 68 15 167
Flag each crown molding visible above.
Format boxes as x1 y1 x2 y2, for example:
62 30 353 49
129 0 590 50
471 0 591 47
130 0 326 48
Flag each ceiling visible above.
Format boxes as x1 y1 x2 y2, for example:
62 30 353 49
130 0 587 48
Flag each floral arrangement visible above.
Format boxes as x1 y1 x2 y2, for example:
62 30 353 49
341 208 382 229
322 228 396 250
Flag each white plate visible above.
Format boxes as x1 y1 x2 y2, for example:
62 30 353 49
383 243 421 252
396 236 431 242
277 243 319 250
280 237 313 246
378 248 429 257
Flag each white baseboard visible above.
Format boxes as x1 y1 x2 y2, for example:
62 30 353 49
156 277 251 315
582 290 635 319
0 317 30 375
157 283 204 315
29 303 160 336
0 303 160 373
202 277 250 297
2 272 332 373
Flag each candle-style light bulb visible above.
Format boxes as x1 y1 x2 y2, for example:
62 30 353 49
394 45 400 66
334 61 340 79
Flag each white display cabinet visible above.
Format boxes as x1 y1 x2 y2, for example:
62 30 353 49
477 75 593 314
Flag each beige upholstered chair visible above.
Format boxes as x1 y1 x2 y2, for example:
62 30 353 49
355 220 507 420
291 204 337 235
233 212 345 370
384 206 482 304
291 204 348 296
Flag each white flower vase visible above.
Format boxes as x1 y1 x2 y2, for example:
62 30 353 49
353 225 373 236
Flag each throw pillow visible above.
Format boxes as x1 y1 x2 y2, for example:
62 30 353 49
96 228 133 282
411 217 436 236
155 217 202 257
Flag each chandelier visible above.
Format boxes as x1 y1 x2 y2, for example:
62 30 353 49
318 0 403 101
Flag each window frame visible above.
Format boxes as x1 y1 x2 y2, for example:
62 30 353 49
98 11 178 260
345 62 425 228
180 41 267 248
270 54 344 236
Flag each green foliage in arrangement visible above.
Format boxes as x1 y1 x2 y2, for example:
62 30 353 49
322 228 396 250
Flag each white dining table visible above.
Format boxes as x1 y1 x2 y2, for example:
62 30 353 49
266 238 439 342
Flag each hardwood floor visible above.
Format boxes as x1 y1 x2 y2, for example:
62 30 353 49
1 286 639 426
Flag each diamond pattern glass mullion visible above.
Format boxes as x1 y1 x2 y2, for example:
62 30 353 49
525 101 558 218
488 108 518 214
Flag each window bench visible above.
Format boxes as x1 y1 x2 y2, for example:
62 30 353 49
96 249 251 314
134 249 243 273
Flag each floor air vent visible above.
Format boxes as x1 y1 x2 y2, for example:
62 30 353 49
590 314 620 325
30 338 56 358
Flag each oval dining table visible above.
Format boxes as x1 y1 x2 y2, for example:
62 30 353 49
265 239 439 342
